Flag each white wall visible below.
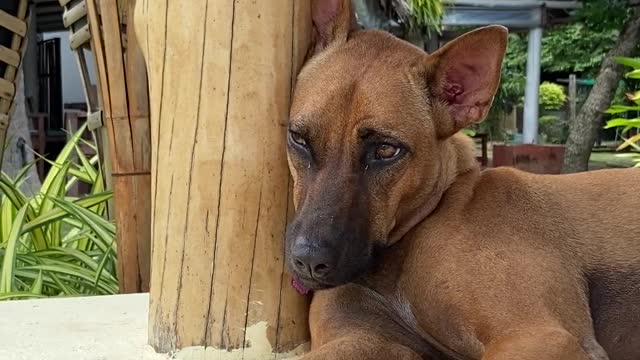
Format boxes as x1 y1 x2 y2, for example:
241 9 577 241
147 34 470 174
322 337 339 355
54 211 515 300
42 31 97 107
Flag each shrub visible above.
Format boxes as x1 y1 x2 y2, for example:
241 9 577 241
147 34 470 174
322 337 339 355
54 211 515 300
604 57 640 167
539 82 567 110
0 124 116 300
539 115 569 144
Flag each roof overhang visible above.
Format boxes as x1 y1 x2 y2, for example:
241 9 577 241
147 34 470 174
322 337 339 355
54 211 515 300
442 0 582 29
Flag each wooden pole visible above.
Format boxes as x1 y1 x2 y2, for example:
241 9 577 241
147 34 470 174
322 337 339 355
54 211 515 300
86 0 151 293
134 0 311 357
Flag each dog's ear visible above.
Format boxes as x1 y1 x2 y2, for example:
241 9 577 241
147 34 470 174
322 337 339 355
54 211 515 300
427 25 508 138
311 0 358 55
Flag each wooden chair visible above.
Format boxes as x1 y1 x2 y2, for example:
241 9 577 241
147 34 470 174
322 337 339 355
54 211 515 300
28 112 47 179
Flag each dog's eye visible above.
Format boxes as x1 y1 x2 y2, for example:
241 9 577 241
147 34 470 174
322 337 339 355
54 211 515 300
375 144 400 160
289 130 307 147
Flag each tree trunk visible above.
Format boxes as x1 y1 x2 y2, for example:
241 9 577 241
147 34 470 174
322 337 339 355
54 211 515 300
135 0 311 357
562 6 640 173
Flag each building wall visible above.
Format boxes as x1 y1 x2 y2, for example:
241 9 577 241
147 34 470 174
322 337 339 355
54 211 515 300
41 31 97 107
23 5 40 113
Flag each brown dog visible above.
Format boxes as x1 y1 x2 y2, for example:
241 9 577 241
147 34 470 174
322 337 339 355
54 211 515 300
284 1 640 359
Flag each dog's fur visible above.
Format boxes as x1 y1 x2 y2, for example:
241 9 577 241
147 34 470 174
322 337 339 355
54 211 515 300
284 1 640 359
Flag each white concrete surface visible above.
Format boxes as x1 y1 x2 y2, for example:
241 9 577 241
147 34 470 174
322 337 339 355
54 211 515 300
0 294 308 360
0 293 166 360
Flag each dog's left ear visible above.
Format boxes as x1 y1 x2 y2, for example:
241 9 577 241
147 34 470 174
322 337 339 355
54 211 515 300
427 25 508 138
311 0 358 55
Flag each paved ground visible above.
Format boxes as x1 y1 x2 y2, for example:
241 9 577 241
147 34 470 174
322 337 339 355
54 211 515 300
0 294 306 360
0 293 166 360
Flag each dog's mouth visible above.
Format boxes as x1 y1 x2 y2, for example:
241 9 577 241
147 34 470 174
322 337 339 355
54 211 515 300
288 252 378 294
290 272 340 292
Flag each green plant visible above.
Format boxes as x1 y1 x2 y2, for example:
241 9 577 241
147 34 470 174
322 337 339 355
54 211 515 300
539 82 567 111
497 33 527 112
472 33 527 140
404 0 444 35
0 124 116 300
540 22 621 77
604 57 640 167
539 115 569 144
492 7 626 109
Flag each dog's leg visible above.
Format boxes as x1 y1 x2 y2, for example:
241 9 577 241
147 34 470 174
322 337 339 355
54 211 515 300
482 327 603 360
303 331 422 360
305 285 431 360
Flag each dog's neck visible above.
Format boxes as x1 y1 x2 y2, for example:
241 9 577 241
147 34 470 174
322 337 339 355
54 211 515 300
388 133 479 243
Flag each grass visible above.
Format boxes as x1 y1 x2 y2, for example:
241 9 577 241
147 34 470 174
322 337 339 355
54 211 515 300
589 151 639 168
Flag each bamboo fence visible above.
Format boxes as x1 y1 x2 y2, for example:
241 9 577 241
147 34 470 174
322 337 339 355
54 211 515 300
0 0 29 171
84 0 151 293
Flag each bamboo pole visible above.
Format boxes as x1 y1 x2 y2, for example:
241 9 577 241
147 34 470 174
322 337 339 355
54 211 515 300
86 0 151 293
134 0 312 357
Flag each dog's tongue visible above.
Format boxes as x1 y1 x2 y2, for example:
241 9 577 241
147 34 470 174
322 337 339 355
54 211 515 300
291 276 310 295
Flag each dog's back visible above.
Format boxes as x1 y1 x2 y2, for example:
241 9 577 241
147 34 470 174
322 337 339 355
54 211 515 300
471 166 640 359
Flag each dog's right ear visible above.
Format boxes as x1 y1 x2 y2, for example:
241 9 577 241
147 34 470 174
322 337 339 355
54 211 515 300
311 0 358 55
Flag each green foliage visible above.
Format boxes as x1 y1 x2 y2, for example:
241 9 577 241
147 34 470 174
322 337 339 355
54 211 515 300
494 6 626 115
402 0 444 36
577 0 631 32
475 33 527 140
0 125 116 300
540 0 631 75
604 57 640 167
539 115 569 144
496 34 527 112
541 22 620 76
539 82 567 110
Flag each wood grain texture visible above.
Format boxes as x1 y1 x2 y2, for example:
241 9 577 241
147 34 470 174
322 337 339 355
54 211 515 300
0 9 27 37
0 77 15 100
0 45 20 68
0 0 29 172
135 0 312 356
87 0 151 293
69 24 91 50
62 1 87 28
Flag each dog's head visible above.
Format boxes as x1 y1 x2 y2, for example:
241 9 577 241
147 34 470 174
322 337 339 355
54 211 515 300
285 0 507 290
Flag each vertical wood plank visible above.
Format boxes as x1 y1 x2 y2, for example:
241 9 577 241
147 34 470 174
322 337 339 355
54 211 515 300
87 0 151 293
276 1 313 355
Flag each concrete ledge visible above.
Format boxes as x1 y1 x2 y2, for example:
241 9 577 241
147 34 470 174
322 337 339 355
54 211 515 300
0 294 307 359
0 293 166 360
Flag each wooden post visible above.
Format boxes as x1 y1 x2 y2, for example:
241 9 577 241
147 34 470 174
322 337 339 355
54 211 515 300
86 0 151 293
134 0 311 357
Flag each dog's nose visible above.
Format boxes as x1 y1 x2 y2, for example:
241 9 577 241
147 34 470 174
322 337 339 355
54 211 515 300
291 238 333 279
